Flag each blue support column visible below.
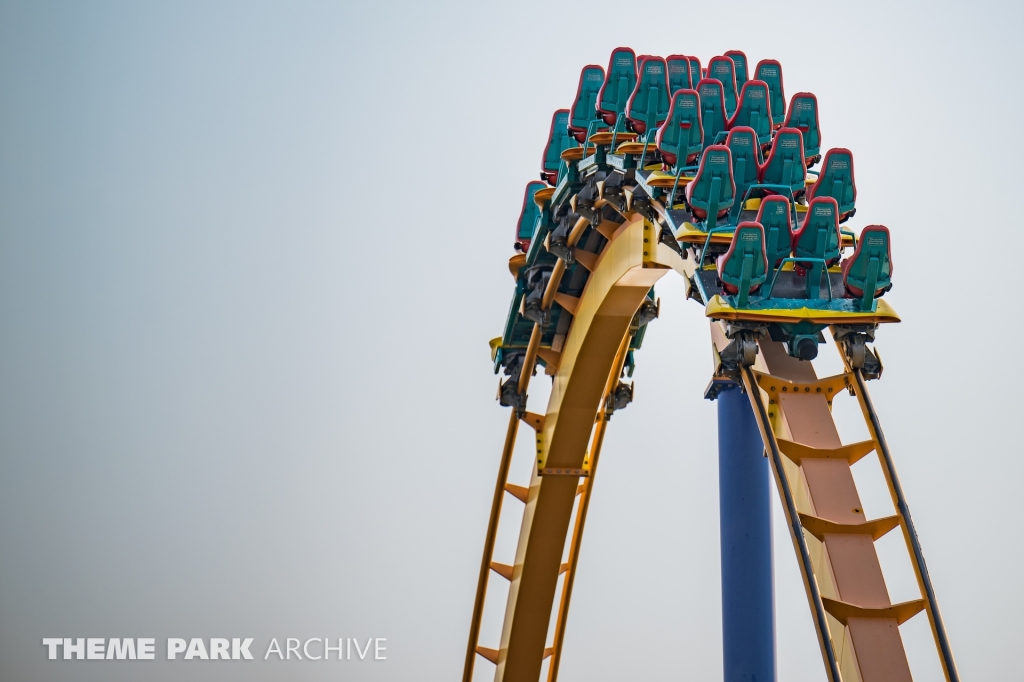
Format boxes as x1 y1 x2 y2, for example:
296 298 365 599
718 384 775 682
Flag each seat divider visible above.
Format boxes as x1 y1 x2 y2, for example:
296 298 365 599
706 176 721 231
737 253 754 308
861 257 880 311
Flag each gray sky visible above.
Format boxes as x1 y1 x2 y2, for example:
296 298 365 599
0 0 1020 680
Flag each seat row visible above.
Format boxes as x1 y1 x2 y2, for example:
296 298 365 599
686 134 856 226
717 220 893 305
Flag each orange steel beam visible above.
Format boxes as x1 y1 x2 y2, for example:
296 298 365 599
546 332 630 682
845 364 960 682
463 410 521 682
494 216 669 682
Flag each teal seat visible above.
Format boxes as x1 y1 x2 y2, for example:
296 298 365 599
626 57 670 135
597 47 637 127
656 89 702 167
697 78 728 149
754 59 786 128
807 148 857 222
717 222 768 306
541 109 575 185
725 127 761 208
568 64 606 143
783 92 821 164
842 225 892 307
515 181 547 252
688 56 702 86
792 196 842 297
666 54 692 93
685 144 735 228
725 50 749 87
755 195 793 267
707 55 739 117
727 80 772 145
758 127 806 196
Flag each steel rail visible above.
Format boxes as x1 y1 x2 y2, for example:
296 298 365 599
463 410 521 682
849 368 960 682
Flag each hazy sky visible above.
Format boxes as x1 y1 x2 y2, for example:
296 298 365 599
1 1 1021 680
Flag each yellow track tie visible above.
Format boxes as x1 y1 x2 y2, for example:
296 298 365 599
536 347 562 371
798 513 900 541
574 250 598 272
489 562 514 581
475 646 499 664
553 292 580 315
754 370 852 404
777 438 876 465
821 597 926 626
504 483 529 504
519 412 545 431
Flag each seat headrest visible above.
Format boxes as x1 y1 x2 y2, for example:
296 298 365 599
783 92 821 160
754 59 786 125
541 109 574 178
729 80 772 141
626 56 670 134
802 196 839 229
707 56 739 114
569 65 606 134
809 148 857 212
666 54 693 93
696 78 728 140
597 47 638 125
755 195 792 228
517 181 547 244
725 50 749 86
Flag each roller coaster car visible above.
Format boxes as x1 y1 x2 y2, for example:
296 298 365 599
626 57 670 135
725 50 749 87
568 65 606 143
707 56 739 117
696 219 899 360
514 181 548 253
807 148 857 223
783 92 821 166
753 59 786 128
697 78 728 149
597 47 638 126
540 110 576 186
666 54 693 93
